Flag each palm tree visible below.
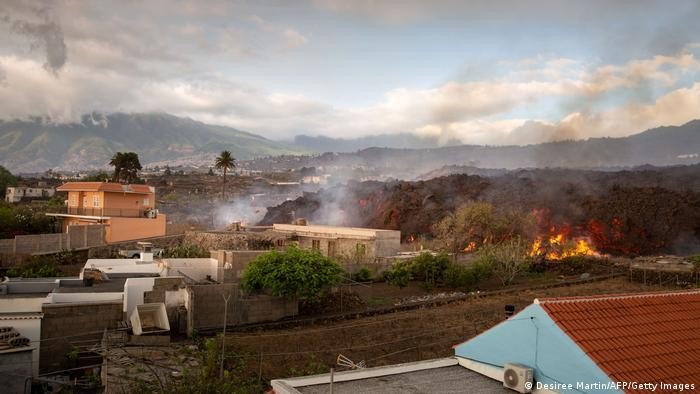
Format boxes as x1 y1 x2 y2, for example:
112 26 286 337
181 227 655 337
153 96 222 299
109 152 142 183
214 150 236 199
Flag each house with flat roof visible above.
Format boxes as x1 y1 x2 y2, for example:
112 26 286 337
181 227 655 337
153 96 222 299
46 182 166 243
272 223 400 259
5 186 56 203
274 290 700 393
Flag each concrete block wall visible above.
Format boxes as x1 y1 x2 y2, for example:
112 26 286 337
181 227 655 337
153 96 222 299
0 225 105 255
0 239 14 254
239 295 298 323
40 301 123 373
186 283 298 335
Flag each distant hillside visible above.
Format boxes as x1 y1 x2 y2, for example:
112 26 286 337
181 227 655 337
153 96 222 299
338 120 700 171
0 113 304 173
293 133 462 152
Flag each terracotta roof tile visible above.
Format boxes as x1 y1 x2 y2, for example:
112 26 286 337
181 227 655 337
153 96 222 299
57 182 154 194
538 290 700 393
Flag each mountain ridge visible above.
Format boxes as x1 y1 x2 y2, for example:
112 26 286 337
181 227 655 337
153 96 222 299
0 112 304 173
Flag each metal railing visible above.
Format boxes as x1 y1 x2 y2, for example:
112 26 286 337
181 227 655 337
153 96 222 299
55 206 147 218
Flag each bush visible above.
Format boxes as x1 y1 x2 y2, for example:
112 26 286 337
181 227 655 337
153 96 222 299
383 261 413 288
410 252 451 289
383 252 484 290
163 244 210 258
242 245 344 300
351 267 373 282
478 237 533 285
443 259 492 289
6 250 80 278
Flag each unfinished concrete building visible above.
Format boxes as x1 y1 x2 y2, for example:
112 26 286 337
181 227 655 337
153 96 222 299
272 224 401 259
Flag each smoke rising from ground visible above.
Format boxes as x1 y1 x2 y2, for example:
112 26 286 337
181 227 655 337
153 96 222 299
213 198 268 229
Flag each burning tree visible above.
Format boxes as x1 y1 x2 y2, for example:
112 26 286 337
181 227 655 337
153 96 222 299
433 202 535 257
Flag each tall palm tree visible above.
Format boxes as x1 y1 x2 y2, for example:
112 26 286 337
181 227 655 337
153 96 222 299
214 150 236 199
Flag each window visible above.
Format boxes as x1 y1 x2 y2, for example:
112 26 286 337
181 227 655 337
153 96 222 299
143 197 150 206
356 243 366 257
312 239 320 250
92 195 99 207
70 194 77 206
328 241 337 257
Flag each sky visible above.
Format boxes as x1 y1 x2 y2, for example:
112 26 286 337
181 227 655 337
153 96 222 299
1 0 700 145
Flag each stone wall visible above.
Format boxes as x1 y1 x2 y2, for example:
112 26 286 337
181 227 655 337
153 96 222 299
88 234 184 258
40 301 123 373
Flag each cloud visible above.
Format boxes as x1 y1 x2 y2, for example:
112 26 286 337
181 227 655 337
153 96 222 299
3 2 66 74
283 29 308 48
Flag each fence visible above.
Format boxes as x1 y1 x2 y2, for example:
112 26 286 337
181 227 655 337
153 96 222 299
0 225 105 255
57 207 145 218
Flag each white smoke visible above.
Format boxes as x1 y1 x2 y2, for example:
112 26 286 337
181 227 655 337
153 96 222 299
213 197 267 229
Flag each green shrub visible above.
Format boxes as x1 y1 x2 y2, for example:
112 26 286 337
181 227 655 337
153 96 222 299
351 267 373 282
6 250 80 278
242 245 344 300
443 259 493 289
410 252 451 289
383 261 413 288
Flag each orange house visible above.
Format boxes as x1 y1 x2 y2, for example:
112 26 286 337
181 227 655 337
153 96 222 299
47 182 166 243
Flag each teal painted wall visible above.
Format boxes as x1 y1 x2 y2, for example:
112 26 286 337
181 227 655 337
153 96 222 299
454 304 620 393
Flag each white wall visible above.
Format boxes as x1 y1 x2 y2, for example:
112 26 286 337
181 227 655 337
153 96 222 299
123 278 155 316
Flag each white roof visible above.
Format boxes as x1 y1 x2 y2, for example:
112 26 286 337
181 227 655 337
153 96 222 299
273 224 400 239
82 259 165 277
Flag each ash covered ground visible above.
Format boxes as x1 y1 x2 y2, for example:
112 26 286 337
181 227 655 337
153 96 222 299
260 165 700 256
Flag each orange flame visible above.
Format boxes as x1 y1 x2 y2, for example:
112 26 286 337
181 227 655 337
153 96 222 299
463 241 477 253
530 231 597 260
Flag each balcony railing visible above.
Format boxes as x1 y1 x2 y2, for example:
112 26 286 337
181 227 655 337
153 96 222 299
54 206 148 218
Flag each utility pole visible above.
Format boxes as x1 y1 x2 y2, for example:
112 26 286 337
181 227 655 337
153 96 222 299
220 292 232 379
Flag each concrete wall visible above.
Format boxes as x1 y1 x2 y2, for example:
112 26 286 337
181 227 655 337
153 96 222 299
106 215 166 243
40 301 123 373
0 225 105 255
186 283 297 335
142 277 187 333
0 316 42 376
210 250 267 280
0 348 34 392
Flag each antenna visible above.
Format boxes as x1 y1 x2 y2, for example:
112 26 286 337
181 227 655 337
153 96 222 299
336 354 365 369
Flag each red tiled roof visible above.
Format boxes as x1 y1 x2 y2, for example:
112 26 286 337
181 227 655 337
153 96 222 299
56 182 153 194
538 290 700 392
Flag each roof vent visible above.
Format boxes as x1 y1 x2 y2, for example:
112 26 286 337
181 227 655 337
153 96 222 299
503 363 533 393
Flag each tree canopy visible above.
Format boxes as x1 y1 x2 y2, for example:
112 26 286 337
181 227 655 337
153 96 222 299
0 165 17 198
433 202 535 255
109 152 142 183
241 245 343 300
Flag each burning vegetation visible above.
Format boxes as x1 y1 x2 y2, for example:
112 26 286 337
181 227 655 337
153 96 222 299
262 167 700 257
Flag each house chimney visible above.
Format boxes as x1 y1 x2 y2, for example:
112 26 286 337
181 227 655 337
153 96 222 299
137 242 154 263
294 218 307 226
